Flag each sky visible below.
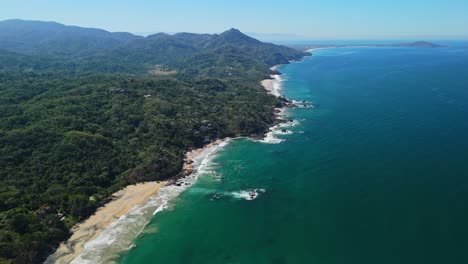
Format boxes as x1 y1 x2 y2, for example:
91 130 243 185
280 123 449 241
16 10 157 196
1 0 467 40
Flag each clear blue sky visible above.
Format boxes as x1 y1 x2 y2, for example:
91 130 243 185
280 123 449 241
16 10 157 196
1 0 467 39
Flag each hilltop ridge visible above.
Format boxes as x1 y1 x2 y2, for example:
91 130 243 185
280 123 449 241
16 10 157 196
0 19 141 56
0 20 309 78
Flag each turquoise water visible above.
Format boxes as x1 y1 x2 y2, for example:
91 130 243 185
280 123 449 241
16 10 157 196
120 45 468 263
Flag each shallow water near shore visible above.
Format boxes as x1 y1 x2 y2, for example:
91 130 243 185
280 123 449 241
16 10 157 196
117 45 468 263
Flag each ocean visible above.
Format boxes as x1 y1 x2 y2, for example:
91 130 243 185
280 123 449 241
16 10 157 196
114 44 468 263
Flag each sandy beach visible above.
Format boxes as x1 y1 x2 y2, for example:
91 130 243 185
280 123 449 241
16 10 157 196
47 182 166 264
261 78 275 93
46 140 227 264
261 74 282 97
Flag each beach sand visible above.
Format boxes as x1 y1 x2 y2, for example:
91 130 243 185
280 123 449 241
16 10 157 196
261 78 275 94
47 140 226 263
48 182 166 264
261 67 282 98
261 75 282 97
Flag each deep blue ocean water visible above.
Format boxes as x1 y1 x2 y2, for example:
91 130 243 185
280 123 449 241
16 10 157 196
119 44 468 263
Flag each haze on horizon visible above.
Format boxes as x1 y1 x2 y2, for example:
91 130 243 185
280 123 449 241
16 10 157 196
1 0 468 41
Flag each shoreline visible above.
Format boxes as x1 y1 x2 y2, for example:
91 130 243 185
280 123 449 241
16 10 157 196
46 139 229 264
46 181 167 264
306 47 334 52
261 73 282 98
261 63 290 99
260 66 295 144
182 139 225 176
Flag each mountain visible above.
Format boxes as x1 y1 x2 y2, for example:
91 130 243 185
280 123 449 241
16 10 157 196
0 20 308 78
204 28 306 65
77 27 309 78
0 19 141 56
205 28 260 47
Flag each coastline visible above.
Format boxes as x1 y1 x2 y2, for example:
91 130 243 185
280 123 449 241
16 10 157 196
260 59 315 144
48 58 308 264
46 139 230 264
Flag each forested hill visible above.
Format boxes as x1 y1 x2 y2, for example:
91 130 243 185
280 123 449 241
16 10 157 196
0 19 141 57
0 20 309 263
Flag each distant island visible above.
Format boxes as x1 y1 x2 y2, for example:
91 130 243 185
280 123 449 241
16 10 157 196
388 41 447 48
289 41 447 51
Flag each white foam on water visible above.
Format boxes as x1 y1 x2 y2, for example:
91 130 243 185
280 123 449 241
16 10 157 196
275 130 293 135
68 140 230 264
276 119 300 128
153 201 168 215
230 189 266 201
292 99 306 104
291 99 314 108
271 74 283 97
264 72 286 98
259 130 285 144
256 118 299 144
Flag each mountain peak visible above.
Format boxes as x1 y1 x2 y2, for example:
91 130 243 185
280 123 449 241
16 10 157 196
225 28 241 33
217 28 259 44
220 28 244 36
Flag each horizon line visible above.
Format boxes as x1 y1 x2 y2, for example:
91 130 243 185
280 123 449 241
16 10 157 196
2 18 468 42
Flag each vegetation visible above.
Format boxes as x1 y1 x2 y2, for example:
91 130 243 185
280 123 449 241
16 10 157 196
0 19 309 263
